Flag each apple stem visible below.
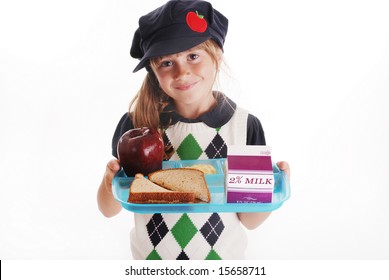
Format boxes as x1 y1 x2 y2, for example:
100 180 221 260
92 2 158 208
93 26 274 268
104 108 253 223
196 10 204 19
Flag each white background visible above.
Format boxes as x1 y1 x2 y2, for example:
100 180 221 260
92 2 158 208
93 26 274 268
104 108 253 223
1 0 389 260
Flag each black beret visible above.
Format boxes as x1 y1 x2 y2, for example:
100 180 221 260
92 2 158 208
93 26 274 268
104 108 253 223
130 0 228 72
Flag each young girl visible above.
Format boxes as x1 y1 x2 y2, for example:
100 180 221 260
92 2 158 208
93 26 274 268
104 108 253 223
97 0 290 260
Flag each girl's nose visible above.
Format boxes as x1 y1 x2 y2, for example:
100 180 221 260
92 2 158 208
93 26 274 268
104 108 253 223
174 63 190 80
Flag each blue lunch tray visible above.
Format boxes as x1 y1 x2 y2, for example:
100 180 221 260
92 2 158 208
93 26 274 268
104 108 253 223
112 159 290 213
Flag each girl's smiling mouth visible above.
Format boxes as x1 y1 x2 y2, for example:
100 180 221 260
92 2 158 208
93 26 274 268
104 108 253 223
174 81 199 91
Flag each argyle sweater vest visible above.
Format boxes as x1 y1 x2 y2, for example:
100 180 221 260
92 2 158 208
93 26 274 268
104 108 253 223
130 107 249 260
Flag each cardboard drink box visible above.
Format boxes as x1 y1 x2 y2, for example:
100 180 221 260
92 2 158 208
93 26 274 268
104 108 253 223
226 145 274 203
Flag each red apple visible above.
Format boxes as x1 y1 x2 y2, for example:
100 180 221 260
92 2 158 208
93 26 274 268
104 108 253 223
117 127 164 177
186 11 208 33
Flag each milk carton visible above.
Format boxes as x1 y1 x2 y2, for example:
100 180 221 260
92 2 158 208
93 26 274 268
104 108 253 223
226 145 274 203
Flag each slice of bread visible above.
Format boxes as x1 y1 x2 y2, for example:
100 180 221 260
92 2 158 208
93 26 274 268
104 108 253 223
148 168 211 202
128 174 195 204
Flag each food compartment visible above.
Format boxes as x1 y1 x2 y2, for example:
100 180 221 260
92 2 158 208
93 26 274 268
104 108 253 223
161 160 180 169
176 159 225 173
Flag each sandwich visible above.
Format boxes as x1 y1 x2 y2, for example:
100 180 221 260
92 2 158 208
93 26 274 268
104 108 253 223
128 174 196 204
148 168 211 202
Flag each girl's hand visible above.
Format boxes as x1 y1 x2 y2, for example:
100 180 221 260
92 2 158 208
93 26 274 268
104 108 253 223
103 159 121 193
97 159 122 217
238 161 291 229
276 161 290 178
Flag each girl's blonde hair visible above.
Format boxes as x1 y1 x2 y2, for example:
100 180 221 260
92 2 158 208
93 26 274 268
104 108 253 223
129 39 223 129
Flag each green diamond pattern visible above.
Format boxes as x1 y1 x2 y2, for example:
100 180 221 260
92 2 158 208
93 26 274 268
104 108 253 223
176 133 203 160
171 214 198 249
205 249 222 260
146 249 162 260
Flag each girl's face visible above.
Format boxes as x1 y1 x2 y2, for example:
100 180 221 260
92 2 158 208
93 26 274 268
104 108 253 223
152 45 221 119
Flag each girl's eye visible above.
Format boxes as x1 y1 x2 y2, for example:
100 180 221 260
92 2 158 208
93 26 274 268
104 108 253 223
160 60 173 67
188 54 199 61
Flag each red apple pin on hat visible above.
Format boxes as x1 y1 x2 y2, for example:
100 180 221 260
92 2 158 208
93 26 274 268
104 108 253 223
186 11 208 32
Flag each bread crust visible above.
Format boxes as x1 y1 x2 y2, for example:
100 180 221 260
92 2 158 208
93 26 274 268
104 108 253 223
129 192 195 203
